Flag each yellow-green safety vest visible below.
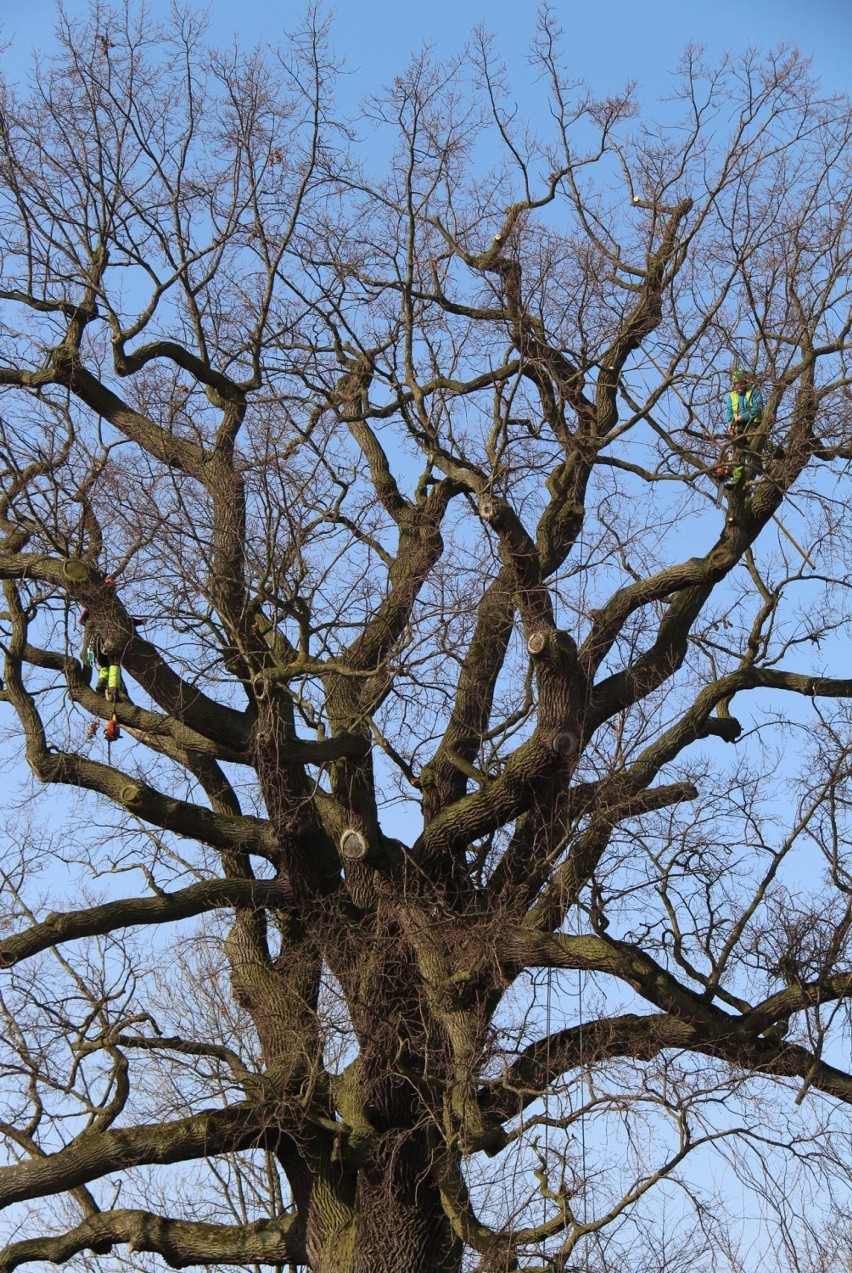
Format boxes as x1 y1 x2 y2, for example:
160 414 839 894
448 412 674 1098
728 387 762 420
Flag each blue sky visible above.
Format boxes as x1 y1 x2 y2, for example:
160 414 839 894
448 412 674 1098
2 0 850 104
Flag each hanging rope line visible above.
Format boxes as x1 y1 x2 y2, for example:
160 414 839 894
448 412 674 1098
543 961 553 1230
577 899 588 1234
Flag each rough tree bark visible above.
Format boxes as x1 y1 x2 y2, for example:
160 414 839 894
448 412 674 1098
0 9 851 1272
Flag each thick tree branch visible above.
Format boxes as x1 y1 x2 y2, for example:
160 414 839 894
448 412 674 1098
0 878 293 968
0 1207 305 1272
0 1103 268 1208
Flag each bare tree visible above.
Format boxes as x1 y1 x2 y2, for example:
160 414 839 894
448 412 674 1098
0 6 851 1271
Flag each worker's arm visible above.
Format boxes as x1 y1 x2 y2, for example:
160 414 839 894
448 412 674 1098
749 387 764 421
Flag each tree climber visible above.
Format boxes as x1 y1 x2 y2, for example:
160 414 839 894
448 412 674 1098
716 368 764 489
78 577 143 704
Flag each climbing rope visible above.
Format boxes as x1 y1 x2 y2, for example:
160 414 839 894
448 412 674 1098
577 905 587 1231
539 916 589 1251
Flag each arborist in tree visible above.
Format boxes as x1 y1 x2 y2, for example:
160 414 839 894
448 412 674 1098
715 368 765 490
79 577 124 703
79 576 143 718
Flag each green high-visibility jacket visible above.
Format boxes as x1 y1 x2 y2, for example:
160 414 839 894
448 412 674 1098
725 386 763 426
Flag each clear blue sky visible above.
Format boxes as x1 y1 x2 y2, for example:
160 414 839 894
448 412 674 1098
2 0 850 104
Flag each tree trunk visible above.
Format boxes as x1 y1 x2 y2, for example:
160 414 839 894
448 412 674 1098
352 1142 462 1273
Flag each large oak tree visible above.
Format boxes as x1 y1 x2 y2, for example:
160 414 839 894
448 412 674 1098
0 7 851 1270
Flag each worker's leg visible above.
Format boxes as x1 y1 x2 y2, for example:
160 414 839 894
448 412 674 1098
106 662 122 703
